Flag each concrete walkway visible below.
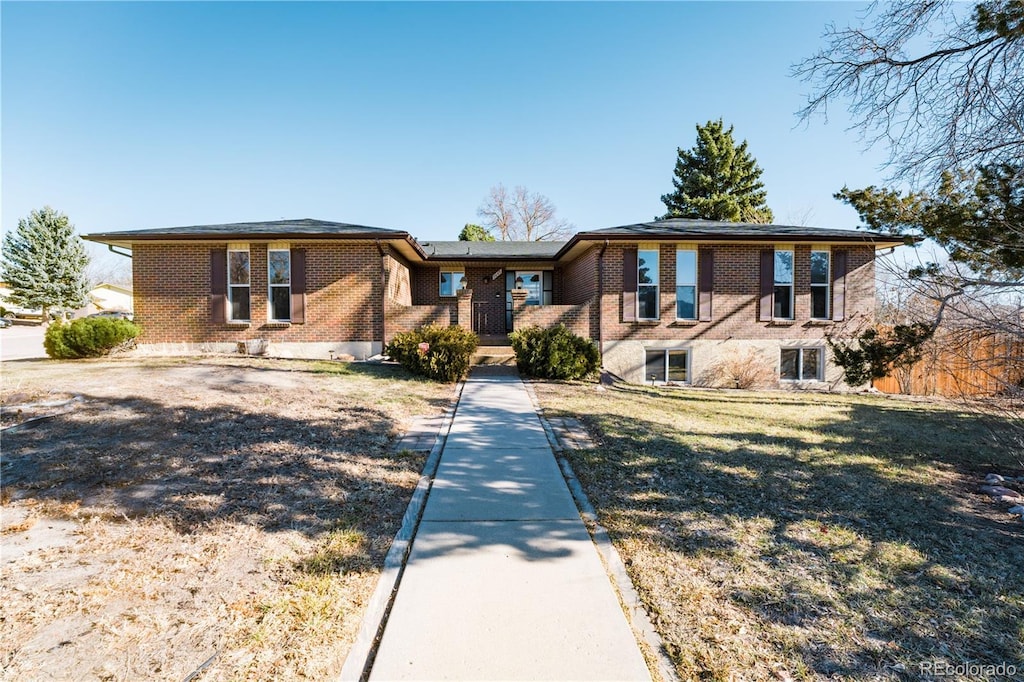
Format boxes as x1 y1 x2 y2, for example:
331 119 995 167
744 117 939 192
369 367 651 681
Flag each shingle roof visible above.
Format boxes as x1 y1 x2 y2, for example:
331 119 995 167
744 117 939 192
420 240 568 259
85 218 410 240
574 218 900 243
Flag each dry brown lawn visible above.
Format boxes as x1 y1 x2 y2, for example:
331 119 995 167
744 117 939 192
533 381 1023 681
1 356 453 681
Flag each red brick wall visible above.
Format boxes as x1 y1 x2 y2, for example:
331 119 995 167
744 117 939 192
410 265 506 335
133 242 383 344
560 245 600 305
386 304 452 338
514 303 594 339
599 243 875 342
383 251 452 340
384 252 412 306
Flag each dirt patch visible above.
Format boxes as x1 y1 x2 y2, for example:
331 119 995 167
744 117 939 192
1 356 453 680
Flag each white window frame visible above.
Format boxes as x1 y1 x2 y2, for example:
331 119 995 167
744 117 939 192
227 247 250 322
675 248 697 321
439 270 465 298
780 347 824 382
637 248 660 320
773 249 794 320
644 348 691 384
267 248 291 322
810 250 830 320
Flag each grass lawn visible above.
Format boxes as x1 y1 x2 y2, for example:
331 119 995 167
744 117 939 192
533 381 1023 681
1 356 453 680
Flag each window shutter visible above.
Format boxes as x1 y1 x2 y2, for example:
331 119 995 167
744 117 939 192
832 249 847 322
759 249 774 322
622 247 637 322
698 249 714 321
210 249 227 324
290 248 306 324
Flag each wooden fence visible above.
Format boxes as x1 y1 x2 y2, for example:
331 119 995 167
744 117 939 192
872 331 1024 397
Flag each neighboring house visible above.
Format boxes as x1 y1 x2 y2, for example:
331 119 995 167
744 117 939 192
0 282 43 320
84 218 904 386
78 282 134 317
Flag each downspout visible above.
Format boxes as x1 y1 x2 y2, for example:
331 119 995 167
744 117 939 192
376 240 387 351
597 240 609 367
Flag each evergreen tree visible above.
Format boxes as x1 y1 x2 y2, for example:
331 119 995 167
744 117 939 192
660 119 773 223
458 223 495 241
2 207 90 318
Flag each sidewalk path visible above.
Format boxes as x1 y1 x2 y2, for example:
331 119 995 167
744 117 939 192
369 367 651 681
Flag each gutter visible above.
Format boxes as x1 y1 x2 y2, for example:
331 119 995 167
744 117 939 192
597 239 608 366
376 240 387 348
107 245 132 258
569 232 910 249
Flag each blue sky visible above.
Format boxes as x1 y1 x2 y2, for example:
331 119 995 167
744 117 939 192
2 1 891 267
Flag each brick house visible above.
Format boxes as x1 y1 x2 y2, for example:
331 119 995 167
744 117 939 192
85 217 903 386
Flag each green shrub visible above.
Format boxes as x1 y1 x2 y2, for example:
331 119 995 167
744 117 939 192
44 318 141 359
509 324 599 380
385 324 478 382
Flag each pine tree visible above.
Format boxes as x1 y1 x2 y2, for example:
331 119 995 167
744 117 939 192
2 207 90 318
661 119 773 223
458 223 496 241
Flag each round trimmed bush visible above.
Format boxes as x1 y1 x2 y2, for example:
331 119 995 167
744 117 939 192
44 318 141 359
509 324 599 380
385 325 478 382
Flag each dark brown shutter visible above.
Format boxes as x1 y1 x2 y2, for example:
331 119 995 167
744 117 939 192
698 249 714 321
759 249 774 322
832 249 847 322
210 249 227 324
622 246 637 322
290 248 306 324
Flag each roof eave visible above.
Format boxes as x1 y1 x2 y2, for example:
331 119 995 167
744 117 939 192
83 231 428 256
559 231 910 254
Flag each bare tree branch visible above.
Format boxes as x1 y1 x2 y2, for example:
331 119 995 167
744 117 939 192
795 0 1024 183
476 184 574 241
477 184 514 241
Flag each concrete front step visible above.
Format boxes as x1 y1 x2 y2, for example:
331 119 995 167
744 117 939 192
472 345 516 366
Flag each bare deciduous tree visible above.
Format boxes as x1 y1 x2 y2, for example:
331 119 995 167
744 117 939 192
477 184 574 241
795 0 1024 183
477 185 515 241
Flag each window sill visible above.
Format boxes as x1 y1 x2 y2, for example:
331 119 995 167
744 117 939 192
225 321 251 327
633 319 661 326
670 319 700 327
804 319 833 326
768 320 796 327
263 321 291 328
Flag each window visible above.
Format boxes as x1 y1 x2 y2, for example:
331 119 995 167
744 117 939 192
228 249 250 321
780 347 822 381
676 249 697 320
268 249 291 321
638 249 659 320
517 272 543 304
439 270 465 297
773 250 794 319
811 251 830 319
644 349 689 384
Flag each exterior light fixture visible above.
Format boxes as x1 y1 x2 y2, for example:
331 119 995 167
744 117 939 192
515 276 524 288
